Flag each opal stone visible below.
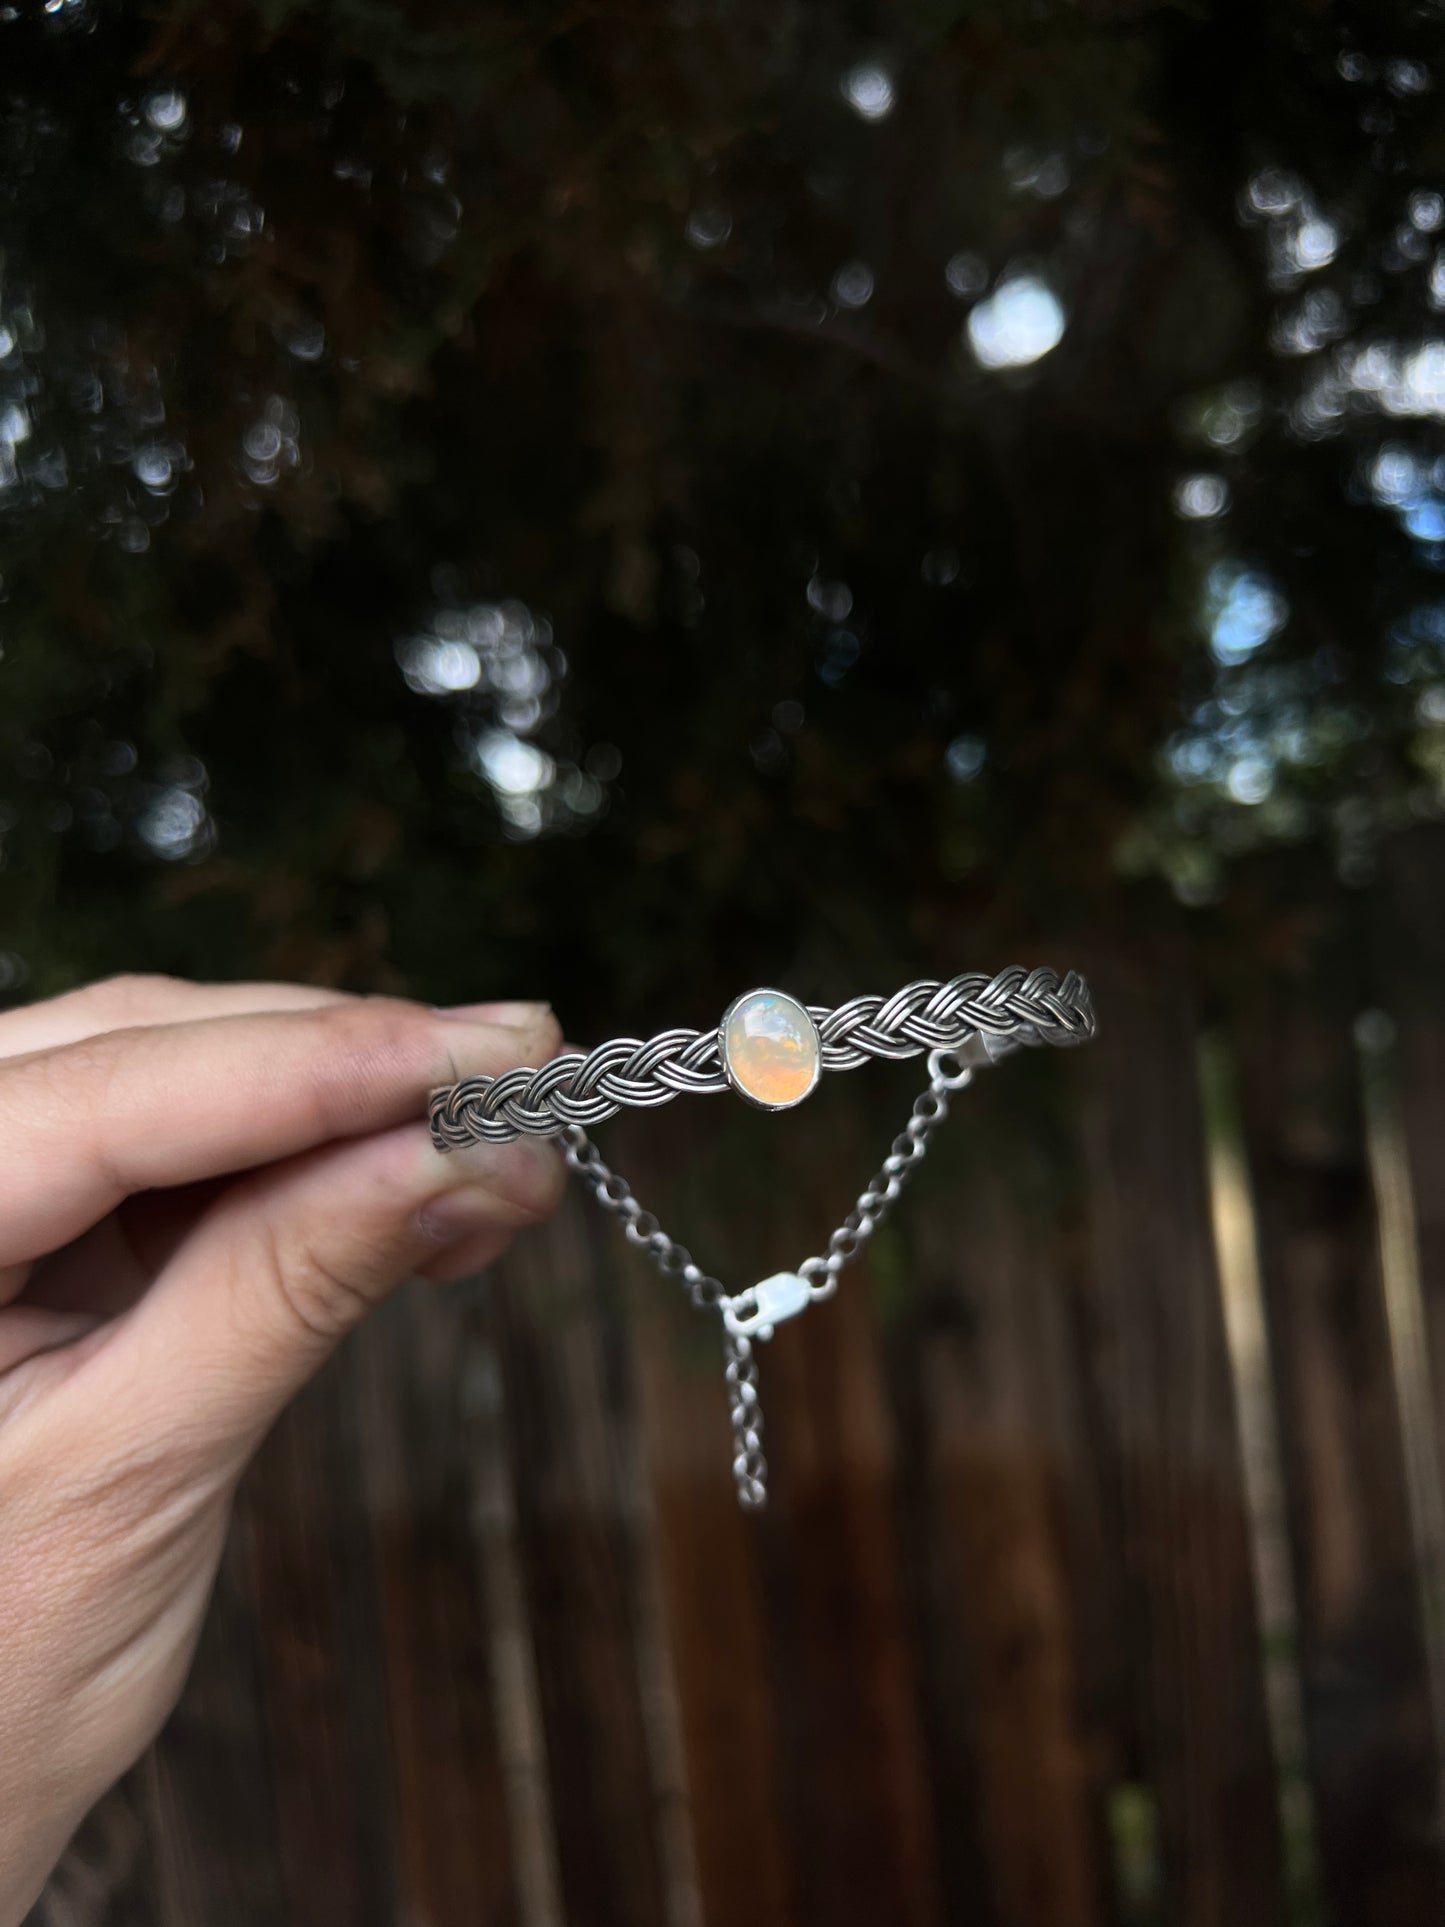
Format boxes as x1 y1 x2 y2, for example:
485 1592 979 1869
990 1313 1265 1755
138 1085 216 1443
722 988 821 1109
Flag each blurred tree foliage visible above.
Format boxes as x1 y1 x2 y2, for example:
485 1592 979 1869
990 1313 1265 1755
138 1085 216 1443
1 0 1443 1025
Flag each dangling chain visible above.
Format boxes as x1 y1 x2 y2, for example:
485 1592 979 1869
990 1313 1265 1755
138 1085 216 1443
562 1047 973 1509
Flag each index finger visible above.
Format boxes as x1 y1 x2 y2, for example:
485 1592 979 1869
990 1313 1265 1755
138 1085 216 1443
0 975 353 1061
0 997 560 1267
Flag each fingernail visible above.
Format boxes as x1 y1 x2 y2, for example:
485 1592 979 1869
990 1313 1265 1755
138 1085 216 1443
418 1139 562 1242
436 1000 552 1028
418 1185 512 1244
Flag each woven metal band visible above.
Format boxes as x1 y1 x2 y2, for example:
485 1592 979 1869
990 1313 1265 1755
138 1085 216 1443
429 964 1094 1149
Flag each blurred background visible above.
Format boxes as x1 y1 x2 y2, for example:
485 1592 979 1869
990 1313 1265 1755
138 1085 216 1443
6 0 1445 1921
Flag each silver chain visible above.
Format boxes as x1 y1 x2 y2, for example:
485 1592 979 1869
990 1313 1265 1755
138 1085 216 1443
460 966 1097 1508
561 1046 973 1508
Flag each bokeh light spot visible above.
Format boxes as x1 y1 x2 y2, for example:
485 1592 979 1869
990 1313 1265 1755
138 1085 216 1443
840 63 894 122
966 275 1066 370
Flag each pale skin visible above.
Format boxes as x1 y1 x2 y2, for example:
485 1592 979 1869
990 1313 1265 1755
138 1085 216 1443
0 976 567 1923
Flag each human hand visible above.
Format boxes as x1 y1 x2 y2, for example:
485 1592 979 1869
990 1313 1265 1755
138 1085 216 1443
0 976 564 1923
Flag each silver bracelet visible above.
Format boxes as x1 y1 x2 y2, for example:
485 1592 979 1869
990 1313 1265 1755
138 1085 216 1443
430 966 1096 1509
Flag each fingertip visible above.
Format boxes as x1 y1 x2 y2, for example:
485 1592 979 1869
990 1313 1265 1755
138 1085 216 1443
415 1226 514 1282
426 1006 565 1092
289 998 563 1139
419 1134 567 1234
436 1000 552 1027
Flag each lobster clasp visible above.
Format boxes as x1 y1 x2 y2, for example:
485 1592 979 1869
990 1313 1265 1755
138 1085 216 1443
721 1270 812 1341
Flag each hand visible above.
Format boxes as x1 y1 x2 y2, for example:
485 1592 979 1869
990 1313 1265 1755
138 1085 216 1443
0 976 565 1923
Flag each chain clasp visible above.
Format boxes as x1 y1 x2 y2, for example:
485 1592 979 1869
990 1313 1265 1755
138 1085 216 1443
721 1270 812 1340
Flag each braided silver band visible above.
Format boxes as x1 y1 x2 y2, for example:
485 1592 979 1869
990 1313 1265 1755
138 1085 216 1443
429 965 1095 1149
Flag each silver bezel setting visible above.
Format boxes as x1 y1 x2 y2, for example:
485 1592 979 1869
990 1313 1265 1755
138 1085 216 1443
718 986 823 1112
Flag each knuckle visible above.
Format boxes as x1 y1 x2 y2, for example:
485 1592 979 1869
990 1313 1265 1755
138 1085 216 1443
76 971 186 1024
23 1030 131 1150
256 1212 377 1347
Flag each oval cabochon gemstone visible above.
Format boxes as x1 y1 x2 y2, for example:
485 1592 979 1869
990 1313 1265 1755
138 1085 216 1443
722 988 821 1109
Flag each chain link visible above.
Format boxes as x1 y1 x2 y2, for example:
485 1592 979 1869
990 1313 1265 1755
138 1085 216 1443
561 1045 973 1508
723 1329 768 1510
561 1126 725 1307
798 1047 970 1302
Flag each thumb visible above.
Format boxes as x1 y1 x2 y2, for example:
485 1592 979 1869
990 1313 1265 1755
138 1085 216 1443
90 1118 565 1462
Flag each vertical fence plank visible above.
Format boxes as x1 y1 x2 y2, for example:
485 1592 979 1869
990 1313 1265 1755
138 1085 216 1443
143 1516 290 1925
895 1074 1114 1927
245 1361 399 1927
631 1282 796 1927
1199 1038 1323 1922
1382 825 1445 1511
1357 1026 1445 1810
1236 959 1443 1924
352 1283 519 1926
1080 959 1285 1927
456 1293 570 1927
758 1283 944 1927
493 1196 672 1927
746 1099 944 1927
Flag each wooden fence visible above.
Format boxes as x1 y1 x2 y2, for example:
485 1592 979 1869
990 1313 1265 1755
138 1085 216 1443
29 828 1445 1927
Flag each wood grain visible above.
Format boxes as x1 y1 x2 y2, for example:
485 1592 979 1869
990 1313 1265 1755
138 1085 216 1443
493 1198 673 1927
1382 826 1445 1513
246 1359 400 1927
750 1100 945 1927
631 1283 795 1927
897 1070 1113 1927
1237 949 1444 1925
144 1507 289 1925
353 1285 518 1926
1081 958 1285 1927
